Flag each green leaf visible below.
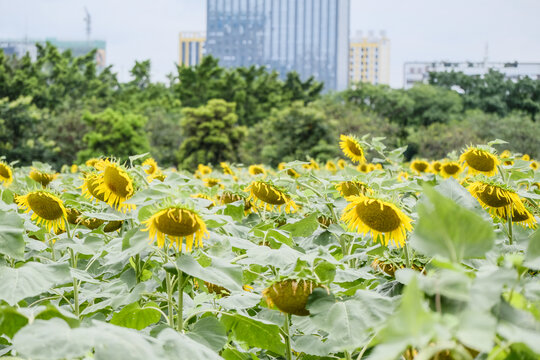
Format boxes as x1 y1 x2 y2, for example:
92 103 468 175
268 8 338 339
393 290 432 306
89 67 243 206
221 313 286 355
0 211 25 259
176 254 243 292
187 316 227 352
110 301 161 330
0 263 71 305
411 185 495 262
280 214 319 237
222 348 251 360
35 304 80 328
0 306 28 338
524 229 540 270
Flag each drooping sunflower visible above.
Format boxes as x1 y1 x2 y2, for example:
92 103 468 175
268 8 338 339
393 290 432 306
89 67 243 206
142 158 159 176
500 205 537 229
92 159 136 212
339 134 366 164
16 190 67 233
337 159 347 169
262 279 320 316
459 146 500 176
431 160 442 173
220 162 235 176
336 180 370 197
341 195 413 247
103 220 124 233
80 173 106 203
29 169 57 187
410 160 430 174
440 161 463 179
325 160 337 173
245 180 298 213
0 161 13 186
248 164 267 176
142 205 209 251
85 158 100 168
468 180 526 218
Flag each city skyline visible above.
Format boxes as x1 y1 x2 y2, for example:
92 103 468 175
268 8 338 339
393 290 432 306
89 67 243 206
1 0 540 87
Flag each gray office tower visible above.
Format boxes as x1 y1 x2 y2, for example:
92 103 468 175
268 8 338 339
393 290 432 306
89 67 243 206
206 0 350 91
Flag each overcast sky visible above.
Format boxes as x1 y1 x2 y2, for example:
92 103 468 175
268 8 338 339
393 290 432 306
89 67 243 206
1 0 539 87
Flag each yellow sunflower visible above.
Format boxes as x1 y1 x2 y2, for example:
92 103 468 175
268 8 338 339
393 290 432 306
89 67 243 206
397 171 409 182
16 190 67 233
80 173 106 203
70 164 78 174
440 161 463 179
335 181 371 197
0 161 13 186
337 159 347 169
142 158 159 176
459 146 500 176
501 206 537 229
249 164 267 176
85 158 100 168
220 162 235 176
29 169 57 187
339 134 366 164
410 160 430 174
92 159 135 212
325 160 337 173
357 163 372 173
468 180 526 219
431 160 442 173
190 193 215 208
522 154 530 161
142 206 209 251
263 279 320 316
500 150 512 159
341 195 413 247
245 180 298 213
530 161 538 171
203 177 222 188
195 164 212 178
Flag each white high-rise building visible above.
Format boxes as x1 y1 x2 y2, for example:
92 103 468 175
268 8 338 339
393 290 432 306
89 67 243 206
349 31 390 85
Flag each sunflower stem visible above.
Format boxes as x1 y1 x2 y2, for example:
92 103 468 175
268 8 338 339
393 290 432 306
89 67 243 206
176 271 185 332
284 313 293 360
165 272 175 327
507 210 513 245
69 247 80 318
403 243 411 269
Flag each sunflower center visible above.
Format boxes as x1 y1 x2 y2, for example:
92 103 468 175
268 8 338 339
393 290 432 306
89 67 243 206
465 151 495 172
104 167 131 197
340 181 366 196
27 193 64 220
477 186 511 207
0 165 10 178
355 200 402 233
413 163 428 172
154 208 200 237
443 164 460 175
87 176 106 201
347 140 363 156
252 183 286 205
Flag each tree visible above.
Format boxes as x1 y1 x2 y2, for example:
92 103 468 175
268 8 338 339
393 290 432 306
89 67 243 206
177 99 247 170
77 108 150 162
407 84 463 126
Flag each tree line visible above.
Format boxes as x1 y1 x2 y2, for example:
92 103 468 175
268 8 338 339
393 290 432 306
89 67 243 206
1 43 539 169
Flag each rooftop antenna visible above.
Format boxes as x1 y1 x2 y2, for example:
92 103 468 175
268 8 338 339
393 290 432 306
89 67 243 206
84 7 91 41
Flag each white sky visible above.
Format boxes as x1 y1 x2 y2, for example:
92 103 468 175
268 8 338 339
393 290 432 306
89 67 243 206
1 0 539 87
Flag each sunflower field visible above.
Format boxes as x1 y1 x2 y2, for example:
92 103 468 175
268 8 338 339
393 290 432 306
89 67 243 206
0 135 539 360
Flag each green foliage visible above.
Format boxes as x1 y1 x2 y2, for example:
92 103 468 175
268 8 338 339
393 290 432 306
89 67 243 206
177 99 246 170
77 108 150 162
407 84 463 126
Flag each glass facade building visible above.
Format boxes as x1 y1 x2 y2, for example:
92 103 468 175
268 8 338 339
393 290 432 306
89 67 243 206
206 0 350 91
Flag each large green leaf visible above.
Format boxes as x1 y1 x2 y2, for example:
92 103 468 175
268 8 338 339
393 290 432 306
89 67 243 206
0 211 25 260
524 229 540 270
176 254 243 292
0 263 70 305
0 306 28 338
221 313 286 355
110 301 161 330
280 213 319 237
187 316 227 352
411 186 495 262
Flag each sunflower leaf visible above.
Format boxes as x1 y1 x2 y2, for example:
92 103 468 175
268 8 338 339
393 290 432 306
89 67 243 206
0 210 25 260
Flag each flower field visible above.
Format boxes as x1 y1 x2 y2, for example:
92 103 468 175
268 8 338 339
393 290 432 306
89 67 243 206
0 136 539 360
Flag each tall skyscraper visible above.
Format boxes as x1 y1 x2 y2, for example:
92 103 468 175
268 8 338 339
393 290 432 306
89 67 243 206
179 32 206 67
206 0 350 91
349 31 390 85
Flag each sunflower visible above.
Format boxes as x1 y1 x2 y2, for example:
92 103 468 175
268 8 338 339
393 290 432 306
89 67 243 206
336 181 370 197
29 169 57 187
70 164 78 174
249 164 267 176
262 279 320 316
195 164 212 178
220 162 235 175
0 161 13 186
339 134 366 164
397 171 409 182
203 177 222 188
468 180 526 219
410 160 430 174
16 190 67 233
308 159 320 170
500 150 512 159
341 195 413 247
500 206 537 229
357 163 371 173
325 160 337 173
191 193 215 208
103 220 124 233
245 180 298 213
142 205 208 251
337 159 347 169
85 158 100 168
92 160 135 212
440 161 463 179
286 168 300 178
431 160 442 173
80 173 106 203
459 146 500 176
530 161 538 171
522 154 530 161
142 158 159 176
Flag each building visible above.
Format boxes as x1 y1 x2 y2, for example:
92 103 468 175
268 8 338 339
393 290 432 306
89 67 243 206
349 31 390 85
179 32 206 67
403 61 540 89
206 0 350 91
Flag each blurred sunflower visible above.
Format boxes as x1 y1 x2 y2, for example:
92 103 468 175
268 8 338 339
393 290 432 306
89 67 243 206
16 190 67 233
203 177 223 188
336 180 370 197
142 205 208 251
500 205 537 229
339 134 366 164
431 160 442 173
530 161 538 171
191 193 215 208
195 164 212 178
0 161 13 186
410 160 430 174
468 180 526 218
337 159 347 169
341 195 413 247
263 279 319 316
249 164 267 176
325 160 337 173
245 180 298 213
220 162 235 175
522 154 530 161
29 168 57 187
357 163 371 173
440 161 463 179
93 159 135 212
70 164 78 174
459 146 499 176
397 171 409 182
142 158 159 176
85 158 100 168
